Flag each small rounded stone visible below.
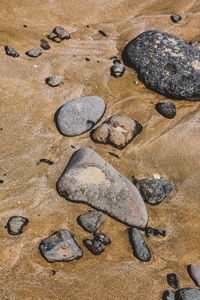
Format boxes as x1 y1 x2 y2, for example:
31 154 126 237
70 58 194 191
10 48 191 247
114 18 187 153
77 211 104 233
40 39 50 50
5 46 19 58
128 227 151 262
25 48 42 57
6 216 29 235
167 273 179 289
110 59 125 78
162 290 175 300
83 238 105 255
187 264 200 287
171 14 182 23
155 102 176 119
46 75 62 87
93 232 111 245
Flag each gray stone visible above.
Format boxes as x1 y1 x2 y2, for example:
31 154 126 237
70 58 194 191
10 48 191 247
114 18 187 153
5 46 19 58
163 290 175 300
57 147 148 228
93 232 111 245
56 96 106 136
175 288 200 300
155 102 176 119
39 229 82 262
46 75 62 87
187 264 200 287
110 59 125 77
171 14 182 23
83 238 105 255
128 227 151 262
25 48 42 57
48 26 70 42
122 30 200 100
6 216 29 235
77 210 104 233
167 273 179 289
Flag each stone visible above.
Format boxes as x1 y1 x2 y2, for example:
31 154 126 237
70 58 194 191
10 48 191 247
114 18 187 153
145 227 166 238
57 147 148 228
187 264 200 287
83 238 105 255
40 39 50 50
128 227 151 261
6 216 29 235
167 273 179 289
25 48 42 57
91 115 143 150
133 178 174 205
190 41 200 51
155 102 176 119
39 229 82 262
5 46 19 58
56 96 106 136
48 26 70 42
162 290 175 300
122 30 200 100
175 288 200 299
93 232 111 245
171 14 182 23
110 59 125 77
77 210 104 233
46 75 62 87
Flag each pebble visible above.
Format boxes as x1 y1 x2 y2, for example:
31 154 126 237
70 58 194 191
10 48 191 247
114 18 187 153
57 147 148 228
6 216 29 235
40 39 50 50
110 59 125 77
91 115 143 150
93 232 111 245
46 75 62 87
37 158 54 165
171 13 182 23
122 30 200 100
83 238 105 255
190 41 200 51
155 102 176 119
5 46 19 58
98 30 108 37
56 96 106 136
162 290 175 300
187 264 200 287
77 211 104 233
48 26 70 42
128 227 151 262
25 48 42 57
39 229 83 262
175 288 200 299
167 273 179 289
145 227 166 238
134 177 174 205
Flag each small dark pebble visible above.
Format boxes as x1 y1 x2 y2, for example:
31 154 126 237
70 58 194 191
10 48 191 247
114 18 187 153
85 57 90 61
71 145 76 148
93 232 111 245
23 24 28 28
162 290 175 300
175 288 200 299
25 48 42 57
37 159 54 166
145 227 166 238
40 39 51 50
171 13 182 23
108 152 119 159
98 30 108 37
110 59 125 78
155 102 176 119
49 270 57 276
6 216 29 235
5 46 19 58
87 25 90 28
83 238 105 255
128 227 151 262
0 179 4 183
167 273 179 289
0 128 3 130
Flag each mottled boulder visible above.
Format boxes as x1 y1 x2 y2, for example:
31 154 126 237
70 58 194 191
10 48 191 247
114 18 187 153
57 147 148 228
6 216 29 235
128 227 151 261
187 264 200 287
77 210 104 233
122 30 200 100
175 288 200 299
39 229 82 262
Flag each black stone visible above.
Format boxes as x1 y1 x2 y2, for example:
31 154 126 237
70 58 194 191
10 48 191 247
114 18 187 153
93 232 111 245
145 227 166 238
40 39 51 50
85 57 90 61
37 158 54 165
5 46 19 58
171 14 182 23
128 227 151 262
162 290 175 300
155 102 176 119
167 273 179 289
108 152 120 159
175 288 200 299
0 179 4 183
122 30 200 100
98 30 108 37
6 216 29 235
83 238 105 255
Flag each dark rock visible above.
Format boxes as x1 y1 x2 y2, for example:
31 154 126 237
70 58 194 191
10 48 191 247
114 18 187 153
134 178 174 205
163 290 175 300
187 264 200 287
175 288 200 299
145 227 166 238
77 211 104 233
85 57 90 61
0 179 4 183
128 227 151 262
37 158 54 166
25 48 42 57
122 30 200 100
171 14 182 23
46 75 62 87
110 59 125 77
98 30 108 37
6 216 29 235
91 115 143 150
167 273 179 289
48 26 70 42
108 152 120 159
56 96 106 136
5 46 19 58
83 238 105 255
40 39 51 50
155 102 176 119
93 232 111 245
39 229 83 262
57 147 148 228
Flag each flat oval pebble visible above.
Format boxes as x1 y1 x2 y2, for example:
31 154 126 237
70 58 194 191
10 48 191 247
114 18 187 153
25 48 42 57
5 46 19 58
187 264 200 287
155 102 176 119
46 75 62 87
175 288 200 300
6 216 29 235
128 227 151 262
39 229 82 262
83 238 105 255
77 210 104 233
56 96 106 136
57 147 148 228
91 115 143 150
122 30 200 100
167 273 179 289
163 290 175 300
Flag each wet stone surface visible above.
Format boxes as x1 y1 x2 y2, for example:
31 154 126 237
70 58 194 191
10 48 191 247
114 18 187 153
128 227 151 262
155 102 176 119
167 273 179 289
5 46 19 58
93 232 111 245
83 238 105 255
6 216 29 235
171 14 182 23
40 39 50 50
25 48 42 57
187 264 200 287
162 290 175 300
77 210 104 233
175 288 200 299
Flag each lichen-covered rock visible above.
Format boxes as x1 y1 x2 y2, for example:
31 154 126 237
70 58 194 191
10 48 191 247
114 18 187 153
187 264 200 287
175 288 200 299
77 211 104 233
155 102 176 119
128 227 151 261
6 216 29 235
122 30 200 100
91 115 143 150
39 229 82 262
57 147 148 228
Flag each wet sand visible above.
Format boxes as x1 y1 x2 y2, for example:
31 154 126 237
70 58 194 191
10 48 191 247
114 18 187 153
0 1 200 299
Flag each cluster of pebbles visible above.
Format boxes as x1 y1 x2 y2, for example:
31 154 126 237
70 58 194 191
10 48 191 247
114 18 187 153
4 14 200 299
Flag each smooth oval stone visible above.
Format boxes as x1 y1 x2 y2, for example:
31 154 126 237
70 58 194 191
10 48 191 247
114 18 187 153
6 216 29 235
155 102 176 119
5 46 19 58
40 39 50 50
128 227 151 262
83 238 105 255
46 75 62 87
187 264 200 287
77 210 104 233
39 229 82 262
25 48 42 57
163 290 175 300
57 147 148 228
171 14 182 23
167 273 179 289
122 30 200 100
110 59 125 78
93 232 111 245
91 115 143 150
56 96 106 136
175 288 200 300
